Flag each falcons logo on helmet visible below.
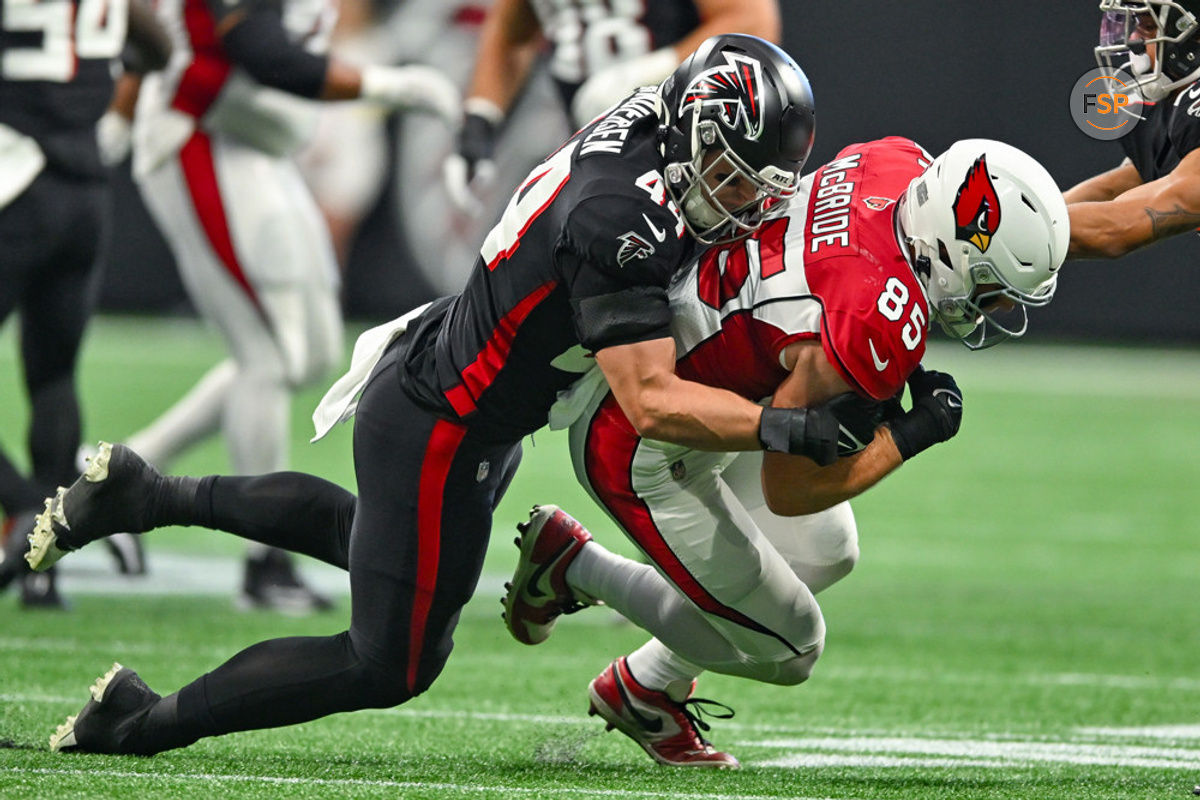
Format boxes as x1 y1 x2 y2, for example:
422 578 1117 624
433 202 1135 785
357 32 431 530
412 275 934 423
681 52 766 141
952 155 1002 253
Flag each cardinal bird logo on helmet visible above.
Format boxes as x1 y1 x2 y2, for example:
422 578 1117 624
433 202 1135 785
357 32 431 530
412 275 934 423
952 155 1002 253
681 52 766 141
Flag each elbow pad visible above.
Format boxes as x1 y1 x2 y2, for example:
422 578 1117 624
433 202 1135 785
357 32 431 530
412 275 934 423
221 7 328 98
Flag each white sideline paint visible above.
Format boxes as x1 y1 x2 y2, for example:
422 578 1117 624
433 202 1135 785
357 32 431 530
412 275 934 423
750 736 1200 770
0 768 860 800
1078 725 1200 740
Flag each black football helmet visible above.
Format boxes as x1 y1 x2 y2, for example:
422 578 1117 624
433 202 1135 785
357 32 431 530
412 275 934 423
1096 0 1200 100
657 34 815 244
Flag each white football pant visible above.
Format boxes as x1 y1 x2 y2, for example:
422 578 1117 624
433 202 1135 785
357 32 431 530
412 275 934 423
568 392 859 688
134 131 343 475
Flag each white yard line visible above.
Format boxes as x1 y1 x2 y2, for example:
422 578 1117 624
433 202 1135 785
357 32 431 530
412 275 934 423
749 736 1200 770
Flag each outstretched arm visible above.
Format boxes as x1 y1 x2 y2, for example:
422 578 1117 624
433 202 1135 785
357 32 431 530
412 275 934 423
1068 149 1200 258
1062 158 1142 204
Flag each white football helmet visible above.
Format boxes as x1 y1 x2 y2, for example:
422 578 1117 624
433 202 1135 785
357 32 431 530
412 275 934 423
1096 0 1200 102
896 139 1069 350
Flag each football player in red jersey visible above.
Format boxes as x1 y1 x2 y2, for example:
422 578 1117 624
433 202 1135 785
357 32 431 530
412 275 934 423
25 35 831 758
443 0 781 213
1066 0 1200 256
501 137 1070 767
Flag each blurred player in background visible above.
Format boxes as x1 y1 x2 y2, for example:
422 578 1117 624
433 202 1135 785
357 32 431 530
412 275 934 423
26 34 822 757
0 0 171 608
503 138 1070 766
1067 0 1200 256
443 0 781 214
99 0 459 613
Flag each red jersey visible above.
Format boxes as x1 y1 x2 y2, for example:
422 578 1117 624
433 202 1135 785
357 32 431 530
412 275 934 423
669 136 932 402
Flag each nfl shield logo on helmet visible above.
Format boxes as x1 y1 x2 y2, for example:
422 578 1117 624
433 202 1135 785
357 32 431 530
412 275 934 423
476 460 490 483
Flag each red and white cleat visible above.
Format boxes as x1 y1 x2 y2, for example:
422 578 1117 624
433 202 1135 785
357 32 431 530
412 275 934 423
587 657 740 768
502 504 594 645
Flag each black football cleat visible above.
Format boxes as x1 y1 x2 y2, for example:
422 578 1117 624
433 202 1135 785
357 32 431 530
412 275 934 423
238 549 334 615
27 442 161 572
51 663 160 754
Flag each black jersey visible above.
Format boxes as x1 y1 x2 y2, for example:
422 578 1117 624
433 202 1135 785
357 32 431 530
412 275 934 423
0 0 129 180
529 0 700 108
1120 79 1200 181
398 88 695 443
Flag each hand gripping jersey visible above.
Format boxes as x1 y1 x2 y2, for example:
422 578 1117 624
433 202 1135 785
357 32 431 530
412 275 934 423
398 88 695 442
133 0 335 173
1121 78 1200 181
669 137 932 403
527 0 698 107
0 0 129 185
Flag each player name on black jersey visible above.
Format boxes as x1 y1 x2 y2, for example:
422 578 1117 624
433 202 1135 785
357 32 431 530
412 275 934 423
580 92 661 157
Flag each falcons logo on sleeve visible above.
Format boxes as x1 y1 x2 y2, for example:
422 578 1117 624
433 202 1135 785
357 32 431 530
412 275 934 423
616 231 656 267
681 52 765 141
952 155 1002 253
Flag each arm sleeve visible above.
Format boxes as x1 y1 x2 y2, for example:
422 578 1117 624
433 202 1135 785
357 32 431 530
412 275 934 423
209 0 329 98
122 0 172 74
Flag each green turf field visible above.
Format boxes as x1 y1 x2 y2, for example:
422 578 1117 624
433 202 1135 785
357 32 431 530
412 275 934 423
2 316 1199 799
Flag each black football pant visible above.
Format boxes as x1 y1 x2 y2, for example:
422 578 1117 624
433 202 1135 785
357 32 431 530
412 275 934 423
139 344 522 752
0 172 107 517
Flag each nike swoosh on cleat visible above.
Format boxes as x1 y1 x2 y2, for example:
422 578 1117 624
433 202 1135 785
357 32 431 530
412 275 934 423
524 539 574 600
615 674 664 733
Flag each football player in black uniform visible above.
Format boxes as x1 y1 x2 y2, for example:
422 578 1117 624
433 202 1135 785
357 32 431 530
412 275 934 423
1067 0 1200 256
444 0 780 211
0 0 170 606
25 34 826 757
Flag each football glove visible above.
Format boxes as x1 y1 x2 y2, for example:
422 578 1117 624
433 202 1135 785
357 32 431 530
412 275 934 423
570 47 678 125
96 110 133 167
360 64 460 125
824 392 891 457
758 405 839 467
442 97 501 215
885 366 964 461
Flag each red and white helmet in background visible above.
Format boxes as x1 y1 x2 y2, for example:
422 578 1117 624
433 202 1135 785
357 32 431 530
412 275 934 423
896 139 1070 350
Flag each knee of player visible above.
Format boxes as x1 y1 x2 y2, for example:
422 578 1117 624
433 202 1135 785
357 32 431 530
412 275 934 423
767 639 825 686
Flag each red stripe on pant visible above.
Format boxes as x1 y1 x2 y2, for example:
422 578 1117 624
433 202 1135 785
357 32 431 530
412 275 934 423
583 394 787 645
178 132 265 318
410 418 468 692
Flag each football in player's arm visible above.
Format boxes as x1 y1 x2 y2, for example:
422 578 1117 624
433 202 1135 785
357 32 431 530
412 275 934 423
1066 0 1200 258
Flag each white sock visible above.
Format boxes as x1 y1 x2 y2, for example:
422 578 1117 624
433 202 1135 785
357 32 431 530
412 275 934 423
566 541 744 675
626 639 703 700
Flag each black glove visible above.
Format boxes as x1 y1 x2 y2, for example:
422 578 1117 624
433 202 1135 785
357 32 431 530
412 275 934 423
824 392 890 457
458 110 499 182
885 366 963 461
758 406 839 466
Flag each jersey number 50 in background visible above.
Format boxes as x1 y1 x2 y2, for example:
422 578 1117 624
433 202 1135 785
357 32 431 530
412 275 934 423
2 0 129 82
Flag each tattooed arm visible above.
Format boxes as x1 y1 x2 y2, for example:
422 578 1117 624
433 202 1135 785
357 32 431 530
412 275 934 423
1067 149 1200 259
